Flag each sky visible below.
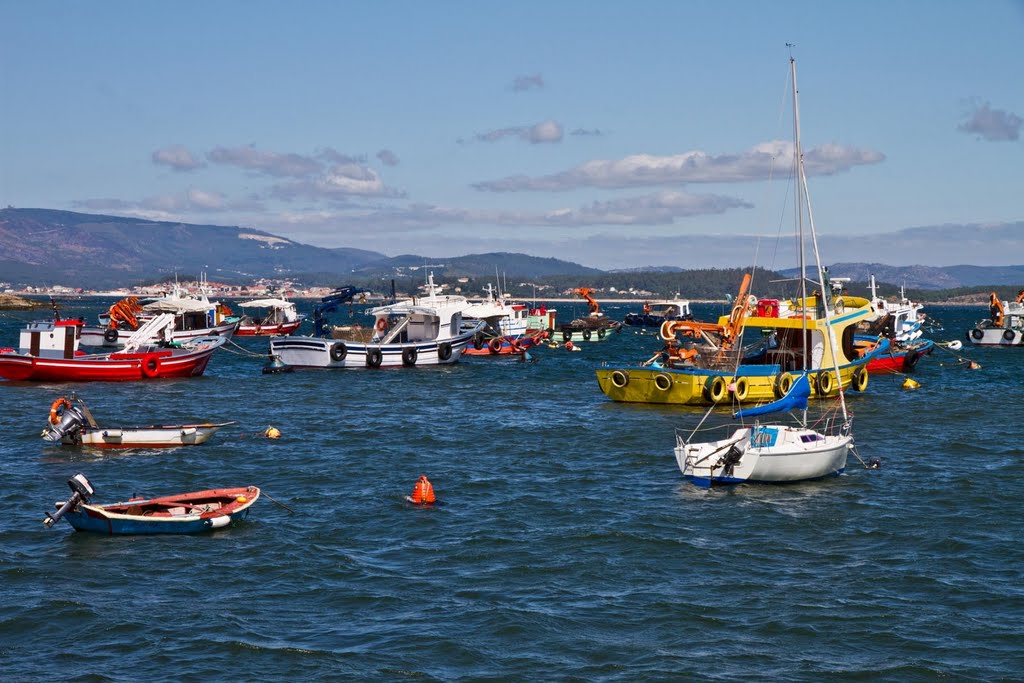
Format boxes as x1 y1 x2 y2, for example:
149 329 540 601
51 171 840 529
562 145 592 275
2 1 1022 270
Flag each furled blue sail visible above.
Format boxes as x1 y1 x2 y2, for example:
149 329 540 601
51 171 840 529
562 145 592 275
733 373 811 419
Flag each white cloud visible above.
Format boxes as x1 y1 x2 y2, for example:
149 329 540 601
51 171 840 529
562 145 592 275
152 145 204 171
474 140 885 192
511 73 544 92
474 119 564 144
207 146 323 178
269 163 405 200
377 149 400 166
958 101 1022 142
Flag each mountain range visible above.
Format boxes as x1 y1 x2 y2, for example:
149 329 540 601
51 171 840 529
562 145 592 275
0 208 1019 291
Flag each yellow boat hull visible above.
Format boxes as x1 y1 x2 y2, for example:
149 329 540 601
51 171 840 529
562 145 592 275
595 363 869 406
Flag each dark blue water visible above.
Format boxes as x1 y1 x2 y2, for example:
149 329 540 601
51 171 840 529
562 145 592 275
2 300 1022 681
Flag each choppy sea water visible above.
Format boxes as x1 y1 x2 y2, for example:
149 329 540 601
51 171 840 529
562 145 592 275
1 300 1022 681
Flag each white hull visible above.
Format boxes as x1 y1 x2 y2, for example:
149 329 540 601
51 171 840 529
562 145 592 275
64 423 233 448
966 326 1024 346
675 426 852 487
80 320 237 348
269 330 475 368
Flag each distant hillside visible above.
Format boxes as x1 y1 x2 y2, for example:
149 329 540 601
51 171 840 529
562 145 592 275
0 208 386 288
0 209 597 288
781 262 1024 291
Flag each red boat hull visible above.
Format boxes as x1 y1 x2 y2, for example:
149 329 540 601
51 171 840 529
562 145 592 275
866 344 933 374
0 346 218 382
234 320 303 336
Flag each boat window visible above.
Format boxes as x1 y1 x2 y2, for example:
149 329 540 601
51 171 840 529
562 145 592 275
800 434 823 443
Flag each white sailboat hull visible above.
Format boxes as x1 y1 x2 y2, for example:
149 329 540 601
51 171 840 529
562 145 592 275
675 426 852 487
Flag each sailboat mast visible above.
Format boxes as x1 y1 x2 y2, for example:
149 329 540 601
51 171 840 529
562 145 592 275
790 55 809 425
792 56 851 425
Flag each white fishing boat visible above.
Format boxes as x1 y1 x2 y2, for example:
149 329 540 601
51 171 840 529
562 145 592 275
42 393 235 448
462 284 531 339
234 297 306 336
269 273 482 368
863 275 926 343
624 299 693 328
966 291 1024 346
80 286 237 347
674 54 860 487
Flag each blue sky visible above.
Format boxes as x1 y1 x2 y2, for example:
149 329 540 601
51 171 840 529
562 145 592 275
2 1 1021 269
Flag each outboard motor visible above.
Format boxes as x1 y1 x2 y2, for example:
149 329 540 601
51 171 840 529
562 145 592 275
43 474 95 528
42 405 87 443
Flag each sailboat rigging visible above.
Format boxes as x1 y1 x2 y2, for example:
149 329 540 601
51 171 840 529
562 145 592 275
674 53 870 487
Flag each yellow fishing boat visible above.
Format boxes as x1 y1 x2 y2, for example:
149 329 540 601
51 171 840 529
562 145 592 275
596 289 880 406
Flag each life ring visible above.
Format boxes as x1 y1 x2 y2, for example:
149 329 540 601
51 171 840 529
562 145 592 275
776 372 795 398
735 377 750 402
610 370 630 388
598 328 606 339
103 327 119 344
330 342 347 362
141 353 161 379
706 376 728 403
971 328 983 340
488 338 503 354
1003 329 1016 342
654 373 672 392
401 347 418 366
582 329 592 341
365 347 383 368
562 330 572 342
852 368 868 392
375 318 389 333
437 342 453 361
834 298 845 314
816 371 834 396
49 397 72 424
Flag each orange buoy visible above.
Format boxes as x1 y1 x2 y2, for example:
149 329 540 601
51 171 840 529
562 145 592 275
407 475 436 505
565 341 575 351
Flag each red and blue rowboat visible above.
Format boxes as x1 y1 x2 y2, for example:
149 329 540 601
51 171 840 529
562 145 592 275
54 484 260 535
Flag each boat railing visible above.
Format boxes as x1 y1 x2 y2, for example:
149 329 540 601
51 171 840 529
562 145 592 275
380 317 410 344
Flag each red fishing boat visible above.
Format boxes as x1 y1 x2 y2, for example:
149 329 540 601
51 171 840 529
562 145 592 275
0 316 224 382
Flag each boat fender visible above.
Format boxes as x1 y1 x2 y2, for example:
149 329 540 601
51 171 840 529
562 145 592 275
852 368 869 392
473 333 484 350
903 350 923 371
208 516 231 529
365 347 383 369
654 373 672 392
598 328 606 339
776 372 795 398
970 328 983 340
437 342 453 361
705 376 728 403
582 329 592 341
330 342 347 362
488 338 502 354
402 347 418 366
610 369 630 388
103 328 119 344
49 397 72 425
834 298 845 314
376 318 389 333
141 354 161 379
562 330 572 342
1003 329 1016 342
815 371 834 396
734 377 750 401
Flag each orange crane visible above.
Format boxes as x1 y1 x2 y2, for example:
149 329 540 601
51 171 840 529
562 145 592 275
573 287 600 314
659 273 753 357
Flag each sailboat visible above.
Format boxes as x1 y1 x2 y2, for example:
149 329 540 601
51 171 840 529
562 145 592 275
674 54 858 486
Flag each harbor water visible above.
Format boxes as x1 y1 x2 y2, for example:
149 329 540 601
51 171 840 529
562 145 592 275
1 301 1022 680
